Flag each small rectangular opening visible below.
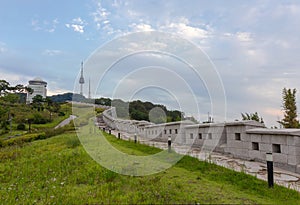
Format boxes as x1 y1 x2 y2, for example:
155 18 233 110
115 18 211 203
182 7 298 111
164 130 167 134
190 133 193 139
235 133 241 141
198 133 202 139
272 144 281 153
169 129 172 134
175 129 178 134
252 142 259 150
208 133 212 139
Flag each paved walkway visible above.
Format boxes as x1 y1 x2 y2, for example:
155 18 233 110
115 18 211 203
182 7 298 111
109 129 300 192
55 115 76 129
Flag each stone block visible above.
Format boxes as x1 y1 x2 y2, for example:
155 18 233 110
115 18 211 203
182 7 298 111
287 136 295 146
241 133 251 142
251 134 262 143
229 148 249 158
287 146 300 156
294 136 300 146
287 155 299 166
248 150 264 161
296 165 300 174
261 135 271 144
280 145 289 155
227 140 248 149
273 153 288 164
226 126 243 134
271 135 287 145
258 143 272 152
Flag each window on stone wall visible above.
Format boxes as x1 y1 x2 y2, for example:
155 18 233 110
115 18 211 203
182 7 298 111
235 133 241 141
198 133 202 139
164 130 167 134
155 130 157 135
175 129 178 134
169 129 172 134
190 133 193 139
272 144 281 153
252 142 259 150
208 133 212 139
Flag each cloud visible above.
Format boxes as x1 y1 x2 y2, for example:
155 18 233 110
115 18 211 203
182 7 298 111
130 23 154 32
42 49 62 56
0 42 7 53
159 17 212 40
31 18 59 33
65 17 87 33
236 32 253 42
91 1 111 30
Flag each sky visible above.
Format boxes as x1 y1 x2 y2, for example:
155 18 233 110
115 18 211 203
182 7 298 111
1 0 300 127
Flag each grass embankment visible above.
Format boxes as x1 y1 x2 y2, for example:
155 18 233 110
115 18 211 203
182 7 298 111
0 132 299 204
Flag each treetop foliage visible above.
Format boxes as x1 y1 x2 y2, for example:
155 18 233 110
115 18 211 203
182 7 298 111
279 88 300 128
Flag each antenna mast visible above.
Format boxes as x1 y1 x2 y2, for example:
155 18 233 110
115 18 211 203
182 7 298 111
88 78 91 99
79 61 85 96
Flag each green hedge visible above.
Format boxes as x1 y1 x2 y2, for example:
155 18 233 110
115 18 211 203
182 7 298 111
2 133 46 147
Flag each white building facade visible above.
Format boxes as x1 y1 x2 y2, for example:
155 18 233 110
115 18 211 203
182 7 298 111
26 77 47 103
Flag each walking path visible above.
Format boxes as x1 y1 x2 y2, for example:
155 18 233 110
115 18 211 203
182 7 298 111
55 115 76 129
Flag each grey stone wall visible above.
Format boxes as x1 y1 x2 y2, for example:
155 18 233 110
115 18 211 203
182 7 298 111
101 107 300 174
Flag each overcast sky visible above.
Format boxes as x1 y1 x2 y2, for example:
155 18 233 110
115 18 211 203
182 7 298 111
1 0 300 127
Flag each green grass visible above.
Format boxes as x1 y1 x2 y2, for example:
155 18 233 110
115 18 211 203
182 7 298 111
0 132 299 204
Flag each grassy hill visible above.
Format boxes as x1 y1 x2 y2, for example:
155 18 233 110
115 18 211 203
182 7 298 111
0 131 299 204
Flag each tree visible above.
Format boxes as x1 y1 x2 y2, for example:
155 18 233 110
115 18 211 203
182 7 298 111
0 80 10 96
32 95 45 111
241 112 264 123
279 88 299 128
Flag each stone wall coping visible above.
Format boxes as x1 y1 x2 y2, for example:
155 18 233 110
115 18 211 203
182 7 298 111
145 120 194 128
246 128 300 136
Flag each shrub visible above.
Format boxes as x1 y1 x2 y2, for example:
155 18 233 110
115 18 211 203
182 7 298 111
17 123 26 130
33 113 47 124
3 133 43 146
58 111 65 116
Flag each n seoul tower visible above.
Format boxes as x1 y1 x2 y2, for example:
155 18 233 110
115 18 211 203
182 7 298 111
79 61 85 96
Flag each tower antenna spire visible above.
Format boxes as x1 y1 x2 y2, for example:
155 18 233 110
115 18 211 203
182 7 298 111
79 61 85 96
88 78 91 99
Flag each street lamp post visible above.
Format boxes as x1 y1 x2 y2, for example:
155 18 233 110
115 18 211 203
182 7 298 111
134 133 137 143
266 152 274 188
168 136 172 153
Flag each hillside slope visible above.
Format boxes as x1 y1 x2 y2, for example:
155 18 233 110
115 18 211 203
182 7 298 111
0 132 299 204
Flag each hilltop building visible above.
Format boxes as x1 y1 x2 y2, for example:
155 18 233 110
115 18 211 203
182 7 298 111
26 77 47 103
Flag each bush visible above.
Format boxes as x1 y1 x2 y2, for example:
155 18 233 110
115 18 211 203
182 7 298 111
32 113 48 124
3 133 44 146
58 111 65 116
17 123 26 130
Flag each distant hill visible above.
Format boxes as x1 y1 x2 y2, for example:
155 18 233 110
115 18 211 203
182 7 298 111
50 92 86 103
50 93 183 123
